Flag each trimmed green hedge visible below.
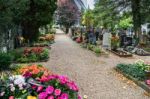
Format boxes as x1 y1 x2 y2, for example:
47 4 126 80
0 52 13 70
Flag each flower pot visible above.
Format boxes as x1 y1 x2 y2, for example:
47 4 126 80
145 70 150 79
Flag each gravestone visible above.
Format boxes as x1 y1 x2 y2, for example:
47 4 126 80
102 30 111 49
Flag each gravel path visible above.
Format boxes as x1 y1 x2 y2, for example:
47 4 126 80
42 29 150 99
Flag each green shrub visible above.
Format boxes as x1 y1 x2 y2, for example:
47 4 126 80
117 64 146 81
0 52 13 70
9 48 23 61
16 57 29 63
39 49 49 60
87 44 95 51
94 47 102 54
28 53 38 62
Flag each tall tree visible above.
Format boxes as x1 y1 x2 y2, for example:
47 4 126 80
57 0 80 33
21 0 57 42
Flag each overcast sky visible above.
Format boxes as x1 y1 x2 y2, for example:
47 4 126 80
87 0 94 9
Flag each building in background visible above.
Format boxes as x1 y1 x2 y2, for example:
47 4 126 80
74 0 87 10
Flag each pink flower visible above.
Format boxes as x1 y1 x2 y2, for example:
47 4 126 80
9 96 14 99
47 95 54 99
46 86 54 94
78 95 82 99
58 75 69 84
54 89 61 96
32 85 37 90
146 80 150 85
57 97 61 99
37 86 43 92
67 81 79 91
48 75 58 80
38 92 48 99
61 93 69 99
39 76 49 82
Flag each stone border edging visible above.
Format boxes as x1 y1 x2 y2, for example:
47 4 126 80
114 67 150 93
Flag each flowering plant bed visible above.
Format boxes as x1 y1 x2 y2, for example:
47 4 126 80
39 34 55 42
10 47 49 63
32 41 51 48
115 60 150 92
0 65 81 99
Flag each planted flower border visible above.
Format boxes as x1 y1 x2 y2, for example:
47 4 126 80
115 60 150 93
11 47 49 63
81 43 109 57
0 64 81 99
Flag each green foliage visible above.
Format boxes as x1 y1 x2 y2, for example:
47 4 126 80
92 0 119 28
39 49 49 60
117 63 146 81
118 16 133 29
87 44 95 51
0 0 57 42
94 47 102 54
0 52 13 70
82 9 94 26
11 48 49 63
16 57 29 63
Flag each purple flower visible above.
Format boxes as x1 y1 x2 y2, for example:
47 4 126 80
46 86 54 94
54 89 61 96
61 93 69 99
38 92 48 99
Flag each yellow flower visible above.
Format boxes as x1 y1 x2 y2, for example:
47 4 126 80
27 96 37 99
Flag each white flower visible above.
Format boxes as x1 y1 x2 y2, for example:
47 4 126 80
18 84 23 90
0 92 5 96
9 75 26 85
10 86 15 92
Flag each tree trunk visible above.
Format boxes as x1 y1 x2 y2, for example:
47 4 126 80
131 0 142 44
65 27 69 34
22 23 39 43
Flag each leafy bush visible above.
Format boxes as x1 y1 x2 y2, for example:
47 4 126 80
0 52 13 70
117 63 146 81
12 47 49 63
87 44 95 51
16 57 29 63
94 47 102 54
28 53 38 62
39 49 49 60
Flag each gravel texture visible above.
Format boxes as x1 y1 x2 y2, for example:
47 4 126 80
42 29 150 99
